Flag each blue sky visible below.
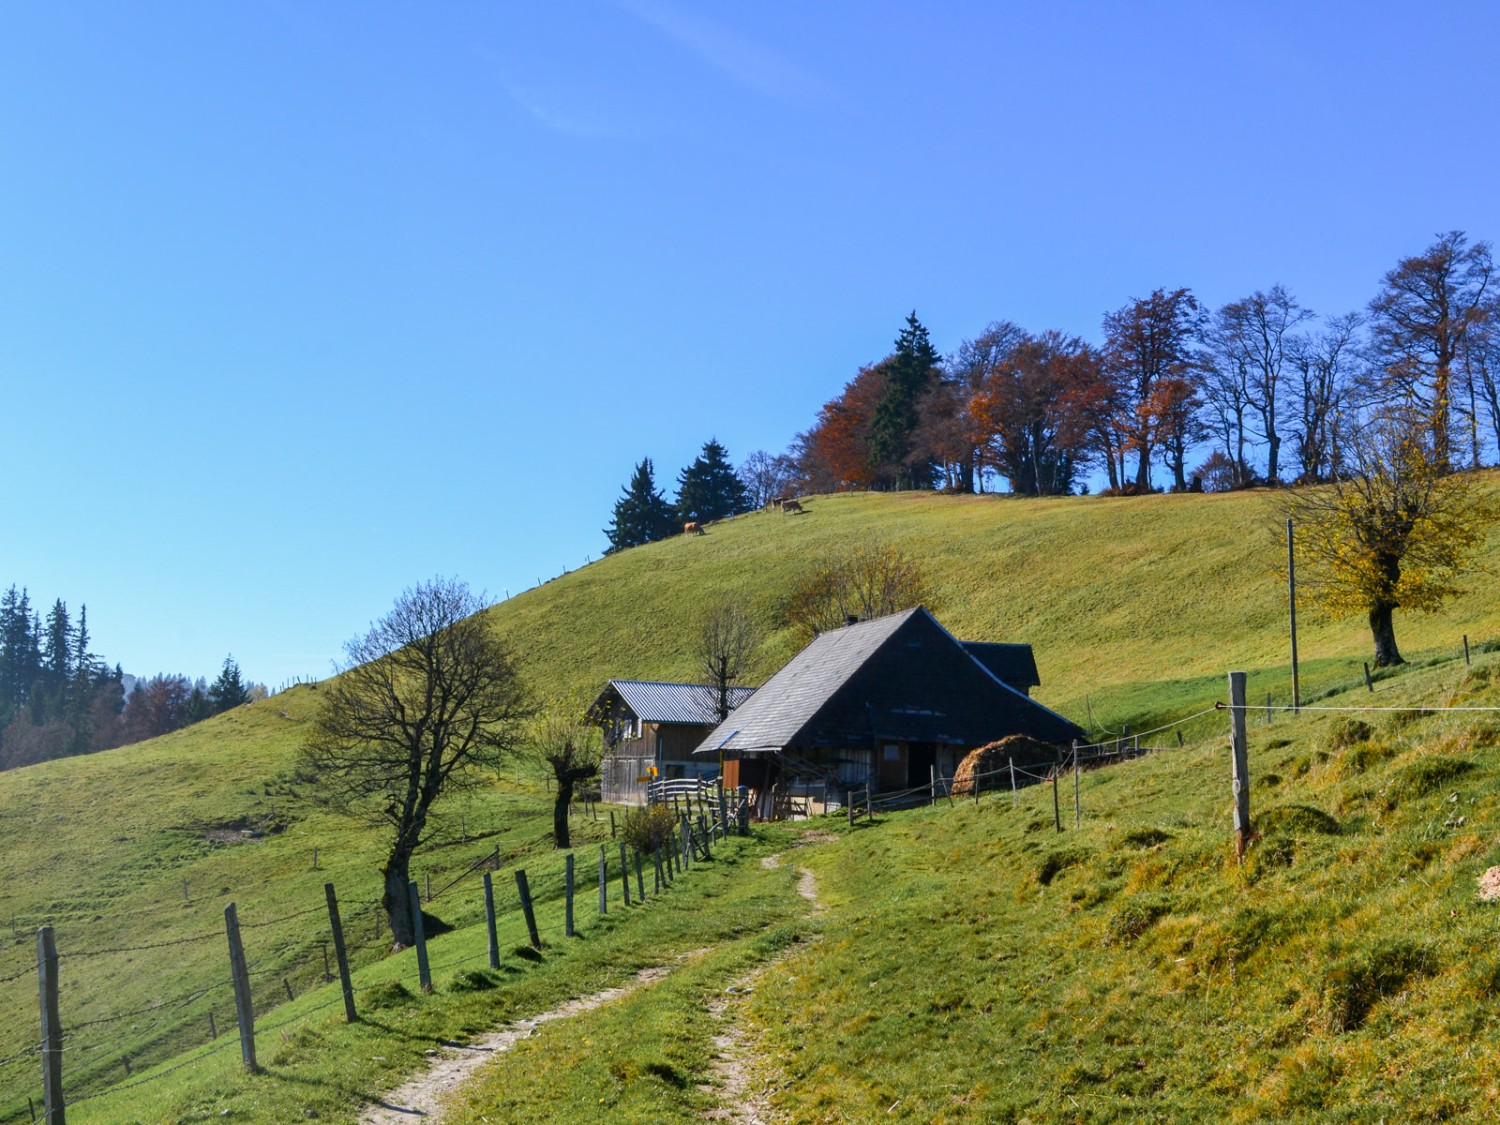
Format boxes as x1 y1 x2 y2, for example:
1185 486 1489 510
3 1 1498 689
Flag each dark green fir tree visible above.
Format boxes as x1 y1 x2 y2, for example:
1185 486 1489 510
603 458 677 554
208 656 249 713
675 438 750 524
869 311 941 489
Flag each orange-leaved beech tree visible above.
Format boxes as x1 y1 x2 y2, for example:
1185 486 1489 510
1286 416 1496 667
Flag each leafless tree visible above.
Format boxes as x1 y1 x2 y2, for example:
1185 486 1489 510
1459 298 1500 467
787 540 932 640
737 449 800 508
699 603 758 722
1367 231 1493 470
303 578 530 949
1210 286 1315 484
1287 312 1362 483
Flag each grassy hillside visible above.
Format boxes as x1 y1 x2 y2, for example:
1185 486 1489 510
3 481 1500 1120
483 479 1500 731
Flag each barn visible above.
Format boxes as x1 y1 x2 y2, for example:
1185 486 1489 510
692 607 1083 818
587 679 756 805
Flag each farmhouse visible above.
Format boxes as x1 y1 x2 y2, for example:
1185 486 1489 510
693 607 1084 818
587 679 756 805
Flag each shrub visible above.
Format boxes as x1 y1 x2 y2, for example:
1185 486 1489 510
622 804 678 855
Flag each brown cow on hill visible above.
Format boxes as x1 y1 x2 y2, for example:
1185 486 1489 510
767 495 788 510
684 521 705 535
781 500 804 514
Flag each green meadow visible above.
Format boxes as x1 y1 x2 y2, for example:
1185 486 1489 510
4 481 1500 1122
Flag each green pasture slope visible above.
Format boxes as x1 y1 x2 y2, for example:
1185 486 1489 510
2 480 1500 1122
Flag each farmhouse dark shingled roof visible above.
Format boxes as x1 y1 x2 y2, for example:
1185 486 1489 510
694 607 1083 756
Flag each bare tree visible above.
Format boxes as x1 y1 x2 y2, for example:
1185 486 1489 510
522 704 602 849
1287 313 1362 483
1367 231 1493 470
699 603 758 722
303 578 530 948
787 540 932 639
1211 286 1315 484
737 449 799 508
1460 299 1500 467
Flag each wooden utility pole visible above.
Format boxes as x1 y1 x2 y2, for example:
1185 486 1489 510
224 904 259 1073
1229 671 1251 862
37 925 64 1123
1287 518 1300 713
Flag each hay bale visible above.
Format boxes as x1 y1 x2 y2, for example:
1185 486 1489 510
952 735 1057 796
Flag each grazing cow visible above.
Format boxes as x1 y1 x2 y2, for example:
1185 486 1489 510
768 495 788 510
684 521 705 535
781 500 804 514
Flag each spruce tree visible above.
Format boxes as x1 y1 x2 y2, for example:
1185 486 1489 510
603 458 677 554
0 587 40 714
42 600 73 702
208 656 249 713
675 439 750 524
869 311 941 489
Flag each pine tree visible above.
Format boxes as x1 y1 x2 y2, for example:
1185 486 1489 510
675 439 751 524
41 600 73 701
603 458 677 554
0 587 40 715
208 656 249 713
869 312 941 489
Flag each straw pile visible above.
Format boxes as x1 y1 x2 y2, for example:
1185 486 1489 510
951 735 1056 796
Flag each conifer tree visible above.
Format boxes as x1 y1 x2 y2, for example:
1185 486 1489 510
675 438 750 524
208 656 249 713
0 587 39 715
603 458 677 554
869 312 941 489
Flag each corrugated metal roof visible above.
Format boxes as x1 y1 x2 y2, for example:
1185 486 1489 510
606 680 756 726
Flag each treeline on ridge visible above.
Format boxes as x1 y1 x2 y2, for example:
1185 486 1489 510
0 586 259 772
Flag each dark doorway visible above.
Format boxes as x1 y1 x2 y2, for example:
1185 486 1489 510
907 742 937 788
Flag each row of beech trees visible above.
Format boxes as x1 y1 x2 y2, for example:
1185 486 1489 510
779 231 1500 496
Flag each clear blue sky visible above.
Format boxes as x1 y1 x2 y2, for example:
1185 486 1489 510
3 1 1498 689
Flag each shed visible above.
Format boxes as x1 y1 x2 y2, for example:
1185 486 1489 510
587 679 756 805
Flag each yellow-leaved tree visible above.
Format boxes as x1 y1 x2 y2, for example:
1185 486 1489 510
1287 417 1495 667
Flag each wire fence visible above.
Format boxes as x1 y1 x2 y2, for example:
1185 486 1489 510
2 801 740 1123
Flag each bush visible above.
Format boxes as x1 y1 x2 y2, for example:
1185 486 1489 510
622 804 678 855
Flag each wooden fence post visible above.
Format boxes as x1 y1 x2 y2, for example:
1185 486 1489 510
634 849 646 901
515 869 541 949
1364 662 1374 692
1010 757 1017 808
737 785 750 835
37 925 64 1123
1266 692 1273 725
847 789 855 828
864 785 872 822
324 883 357 1023
618 842 631 905
697 814 711 860
483 872 501 967
610 810 616 838
653 846 665 892
208 1010 217 1040
408 881 432 993
564 854 575 937
1052 751 1062 833
1072 741 1081 828
1465 634 1472 665
930 764 937 806
224 904 260 1073
598 846 608 914
1229 670 1251 862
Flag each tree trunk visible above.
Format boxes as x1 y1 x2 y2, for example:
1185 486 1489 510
1369 601 1404 667
553 776 575 848
383 850 415 949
